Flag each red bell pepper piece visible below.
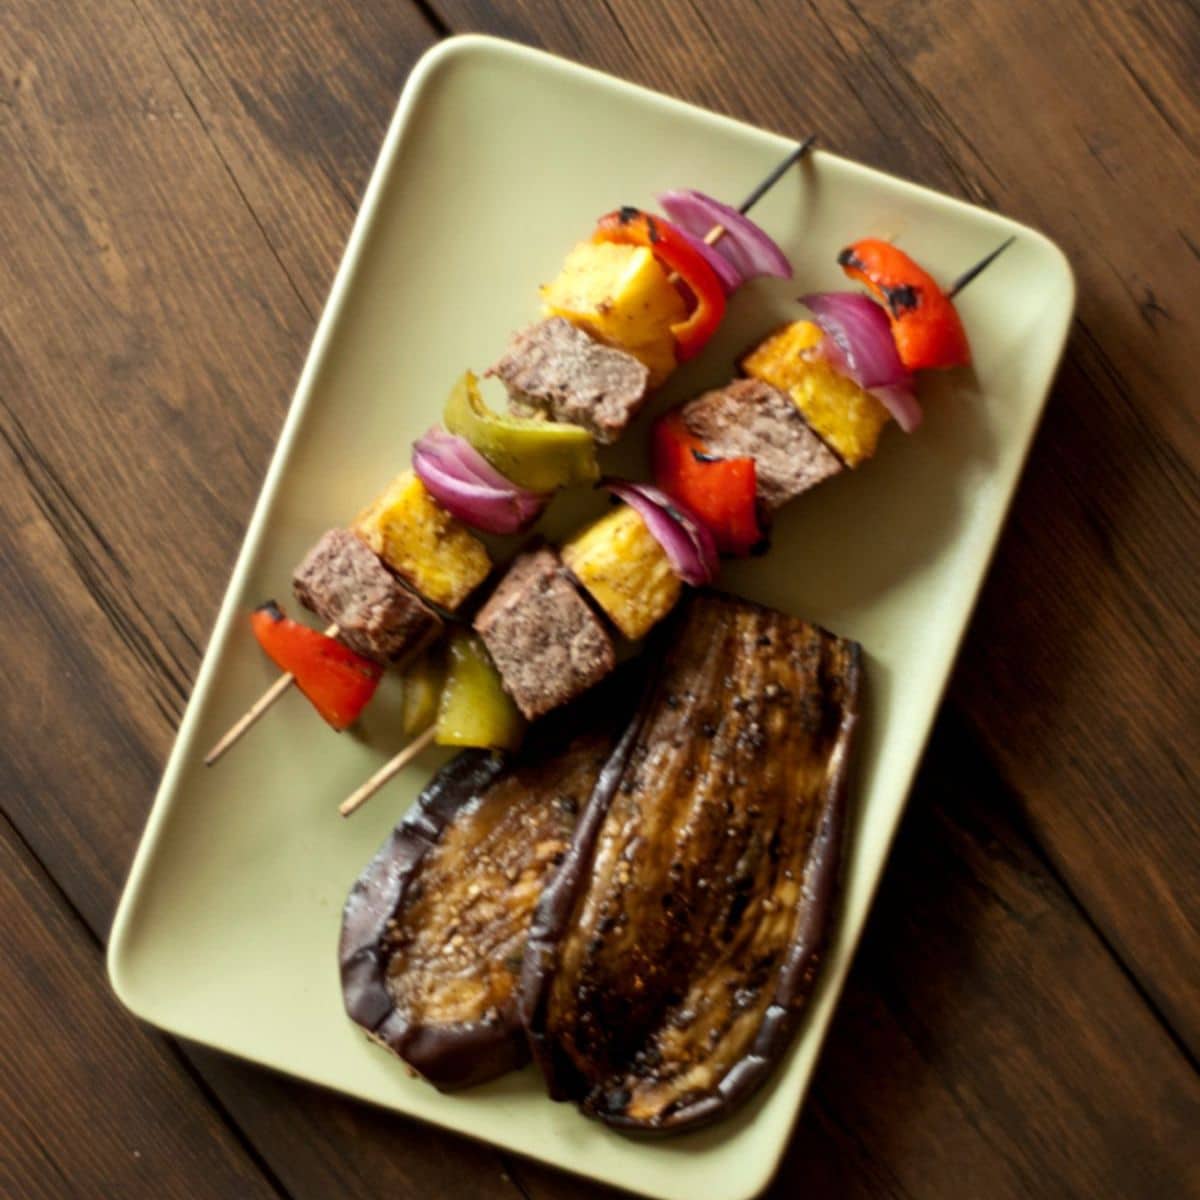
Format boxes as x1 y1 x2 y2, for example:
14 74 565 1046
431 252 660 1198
250 602 382 731
838 238 971 371
652 412 761 557
592 208 727 361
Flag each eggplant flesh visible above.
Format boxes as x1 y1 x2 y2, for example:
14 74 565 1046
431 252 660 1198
340 724 620 1091
521 591 861 1132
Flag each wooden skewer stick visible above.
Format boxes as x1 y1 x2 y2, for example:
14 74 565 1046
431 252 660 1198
668 136 817 275
737 134 817 215
947 235 1016 299
339 725 436 818
206 141 819 772
204 622 338 765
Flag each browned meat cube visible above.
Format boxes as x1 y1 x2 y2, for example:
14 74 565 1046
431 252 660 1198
292 528 442 664
679 379 843 512
473 547 615 720
488 317 651 445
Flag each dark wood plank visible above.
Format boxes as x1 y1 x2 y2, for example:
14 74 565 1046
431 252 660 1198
3 0 1197 1198
430 0 1200 1057
504 716 1200 1200
0 2 522 1198
0 814 281 1200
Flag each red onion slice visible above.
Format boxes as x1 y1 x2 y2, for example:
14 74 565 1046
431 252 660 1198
658 190 793 293
802 291 924 433
602 480 719 587
672 224 743 295
413 429 549 535
869 383 924 434
801 292 910 390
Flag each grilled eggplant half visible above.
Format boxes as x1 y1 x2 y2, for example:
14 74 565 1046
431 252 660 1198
340 702 626 1091
520 591 861 1132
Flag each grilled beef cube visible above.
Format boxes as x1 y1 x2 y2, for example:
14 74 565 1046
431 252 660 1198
292 528 442 664
340 684 631 1091
488 317 651 445
521 591 861 1133
474 547 615 720
679 378 843 512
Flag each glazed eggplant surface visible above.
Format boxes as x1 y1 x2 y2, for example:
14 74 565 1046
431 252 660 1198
521 591 861 1132
340 719 621 1091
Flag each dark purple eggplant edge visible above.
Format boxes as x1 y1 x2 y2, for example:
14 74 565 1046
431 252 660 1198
518 623 862 1133
338 748 528 1092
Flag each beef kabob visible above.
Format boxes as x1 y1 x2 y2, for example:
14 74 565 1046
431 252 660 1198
204 141 813 766
338 232 1012 815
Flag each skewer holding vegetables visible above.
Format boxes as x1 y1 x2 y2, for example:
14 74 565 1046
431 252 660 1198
339 234 1012 814
204 144 813 766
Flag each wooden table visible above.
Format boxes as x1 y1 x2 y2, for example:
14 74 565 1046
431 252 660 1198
3 2 1197 1196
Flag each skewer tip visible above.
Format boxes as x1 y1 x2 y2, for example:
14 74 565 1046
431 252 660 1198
738 134 818 215
947 234 1016 299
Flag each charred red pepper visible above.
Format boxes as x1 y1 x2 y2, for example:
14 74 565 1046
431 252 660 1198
652 412 761 556
251 602 382 731
838 238 970 371
593 208 726 361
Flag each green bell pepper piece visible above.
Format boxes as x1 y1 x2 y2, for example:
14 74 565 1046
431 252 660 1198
435 631 525 751
443 372 598 492
400 645 445 739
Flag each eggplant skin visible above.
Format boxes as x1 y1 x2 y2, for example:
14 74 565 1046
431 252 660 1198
340 706 625 1091
520 590 861 1133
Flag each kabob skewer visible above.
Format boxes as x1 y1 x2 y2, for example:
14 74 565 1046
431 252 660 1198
204 142 817 766
337 233 1014 815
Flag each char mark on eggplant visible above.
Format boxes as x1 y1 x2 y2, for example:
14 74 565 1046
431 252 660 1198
520 590 861 1132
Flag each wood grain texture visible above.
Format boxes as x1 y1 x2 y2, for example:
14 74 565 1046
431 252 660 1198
0 815 280 1200
0 2 521 1198
431 0 1200 1058
2 0 1198 1197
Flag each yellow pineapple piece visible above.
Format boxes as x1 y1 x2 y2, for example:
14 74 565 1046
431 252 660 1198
561 505 682 641
738 319 824 389
541 242 685 387
352 471 490 610
741 319 891 467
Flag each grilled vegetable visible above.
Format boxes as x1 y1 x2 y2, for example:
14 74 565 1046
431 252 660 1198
340 701 628 1090
540 241 685 386
443 372 599 493
411 428 548 535
436 631 525 751
657 189 793 294
250 602 382 730
400 645 445 739
352 471 491 611
652 411 761 556
592 209 727 364
838 238 970 371
600 482 718 587
561 504 683 641
741 320 891 466
520 591 861 1133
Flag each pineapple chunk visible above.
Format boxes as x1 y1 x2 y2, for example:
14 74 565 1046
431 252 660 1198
741 320 892 468
739 319 824 389
352 471 490 610
561 505 682 641
541 242 686 387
